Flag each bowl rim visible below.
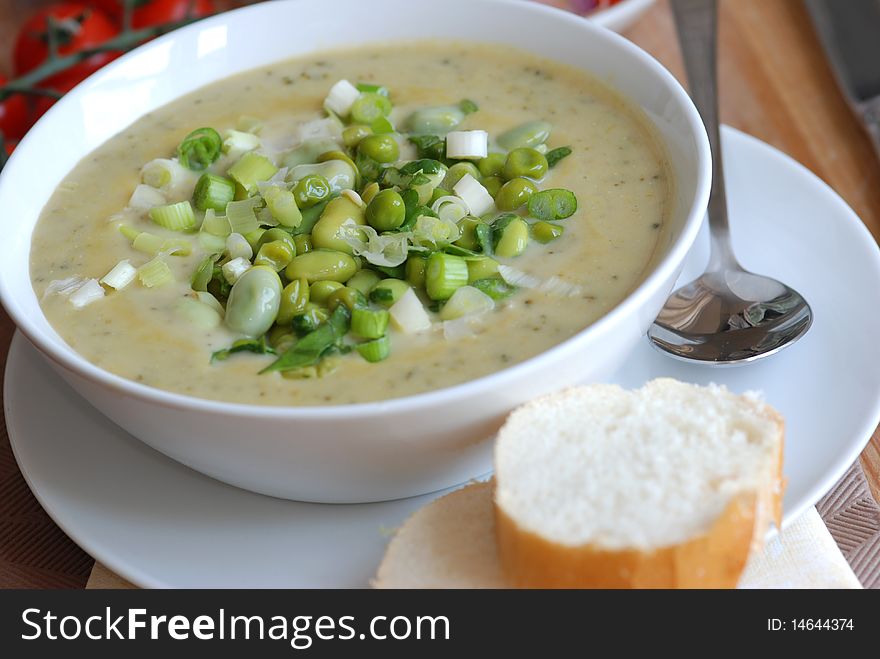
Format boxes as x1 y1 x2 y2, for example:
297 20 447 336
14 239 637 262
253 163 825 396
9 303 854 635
0 0 710 419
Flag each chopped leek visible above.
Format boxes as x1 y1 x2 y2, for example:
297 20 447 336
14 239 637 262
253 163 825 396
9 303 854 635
193 173 235 212
324 79 361 117
128 184 165 210
191 254 220 291
227 152 278 196
69 279 105 308
149 201 197 231
131 232 192 257
221 257 251 285
439 285 495 321
236 115 263 134
200 209 232 237
222 130 261 158
356 335 391 363
141 158 192 191
453 174 495 217
100 260 137 290
137 257 174 288
263 186 302 228
351 308 390 340
445 130 488 160
177 127 223 171
425 253 469 301
226 197 262 235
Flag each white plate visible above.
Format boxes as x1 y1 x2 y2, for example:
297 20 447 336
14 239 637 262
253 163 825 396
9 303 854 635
7 127 880 587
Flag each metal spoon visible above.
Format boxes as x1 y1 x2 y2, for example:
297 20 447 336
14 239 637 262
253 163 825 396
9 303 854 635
647 0 813 365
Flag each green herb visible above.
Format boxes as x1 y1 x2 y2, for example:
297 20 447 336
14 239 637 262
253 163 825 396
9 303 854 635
260 305 351 374
459 99 479 115
408 135 446 161
472 278 517 300
546 146 572 168
211 337 276 363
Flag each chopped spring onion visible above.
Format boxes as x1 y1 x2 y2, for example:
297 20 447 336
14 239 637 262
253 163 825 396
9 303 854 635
324 79 361 117
406 106 465 135
431 196 471 223
149 201 197 231
141 158 192 191
527 188 578 221
341 189 365 208
100 260 137 290
546 146 572 168
200 209 232 237
128 184 165 210
356 82 390 97
389 288 431 334
439 285 495 321
137 257 174 288
228 152 278 196
445 130 488 160
118 224 140 241
191 254 220 291
356 335 391 363
236 115 263 134
43 277 87 299
199 233 227 253
412 215 460 249
263 186 302 228
226 197 262 235
131 232 192 257
497 264 583 297
474 222 493 254
369 278 411 308
453 174 495 216
193 173 235 212
351 307 390 340
225 232 254 261
177 127 223 171
350 92 393 125
68 279 104 309
212 336 276 363
222 129 261 158
497 120 552 151
221 257 251 285
425 252 468 301
471 277 517 300
341 224 413 267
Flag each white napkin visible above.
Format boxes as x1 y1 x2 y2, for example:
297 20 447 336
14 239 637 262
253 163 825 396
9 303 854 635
740 507 862 588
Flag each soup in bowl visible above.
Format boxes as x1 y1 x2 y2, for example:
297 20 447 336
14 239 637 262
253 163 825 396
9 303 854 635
0 0 709 502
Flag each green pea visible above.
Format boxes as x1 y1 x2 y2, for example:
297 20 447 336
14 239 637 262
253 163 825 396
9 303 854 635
285 249 358 283
405 105 465 134
477 153 506 178
531 220 565 243
369 278 411 307
311 196 366 253
254 240 295 272
224 266 282 337
277 277 310 324
346 269 382 296
366 189 406 231
406 254 428 288
290 160 357 194
466 256 499 283
343 124 373 148
293 234 312 254
257 228 296 255
326 286 367 311
496 177 538 211
443 162 481 190
481 175 504 199
309 280 344 303
358 134 400 164
455 217 483 250
497 120 552 150
292 174 331 208
503 148 548 181
492 215 530 258
361 181 380 205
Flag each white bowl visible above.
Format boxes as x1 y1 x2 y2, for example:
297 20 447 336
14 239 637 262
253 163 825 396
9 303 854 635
0 0 709 503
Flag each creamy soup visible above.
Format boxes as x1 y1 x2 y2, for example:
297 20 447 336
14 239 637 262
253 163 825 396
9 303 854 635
30 43 671 406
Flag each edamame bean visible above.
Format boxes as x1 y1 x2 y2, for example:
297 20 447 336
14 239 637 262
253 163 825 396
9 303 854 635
477 153 506 178
346 270 382 296
293 234 312 254
531 220 565 243
492 215 530 258
455 217 483 250
326 286 367 311
481 175 504 199
405 105 465 134
502 148 548 181
309 280 344 303
224 266 282 337
406 254 428 288
497 120 552 150
290 160 357 195
466 256 499 282
285 249 358 284
358 134 399 164
496 177 538 211
369 278 411 307
243 228 266 253
254 240 295 271
366 189 406 231
317 151 361 188
257 228 296 255
443 162 482 190
292 174 331 208
311 196 366 253
343 125 373 148
277 277 310 325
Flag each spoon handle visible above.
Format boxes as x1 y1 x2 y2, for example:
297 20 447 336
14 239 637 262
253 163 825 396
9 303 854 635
670 0 739 270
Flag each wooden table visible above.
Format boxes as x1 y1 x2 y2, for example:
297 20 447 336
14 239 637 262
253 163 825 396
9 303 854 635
0 0 878 588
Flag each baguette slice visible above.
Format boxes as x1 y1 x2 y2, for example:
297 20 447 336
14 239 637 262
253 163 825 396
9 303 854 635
495 379 784 588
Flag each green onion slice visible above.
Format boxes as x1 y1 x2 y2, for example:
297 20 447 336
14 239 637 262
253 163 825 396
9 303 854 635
149 201 197 231
177 127 223 171
351 307 390 340
211 336 276 363
356 335 391 363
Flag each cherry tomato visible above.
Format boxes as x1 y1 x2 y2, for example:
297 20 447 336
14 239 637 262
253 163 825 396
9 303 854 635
13 3 120 91
4 140 18 158
0 76 32 140
93 0 214 29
